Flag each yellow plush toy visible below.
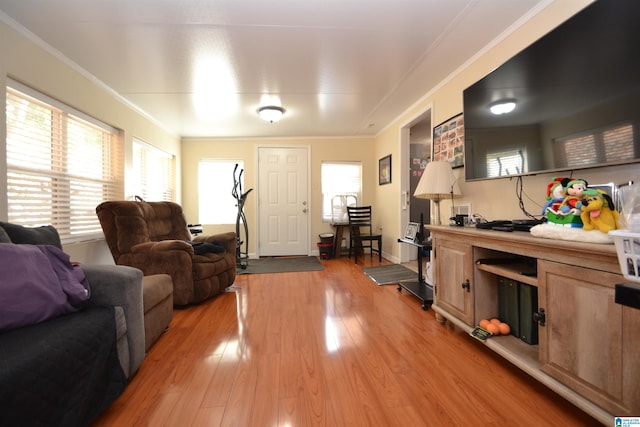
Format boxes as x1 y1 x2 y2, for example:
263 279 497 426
580 189 620 233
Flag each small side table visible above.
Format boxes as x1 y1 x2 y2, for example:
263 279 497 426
331 223 349 257
397 238 433 310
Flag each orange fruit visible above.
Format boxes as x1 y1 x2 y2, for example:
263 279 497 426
486 323 500 335
498 322 511 335
479 319 490 329
490 318 501 325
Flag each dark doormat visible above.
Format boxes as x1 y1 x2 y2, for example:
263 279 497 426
237 256 324 274
362 264 417 285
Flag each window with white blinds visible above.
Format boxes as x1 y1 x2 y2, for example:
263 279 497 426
554 122 634 168
486 150 524 178
321 162 362 222
132 139 175 202
198 160 244 224
5 81 123 243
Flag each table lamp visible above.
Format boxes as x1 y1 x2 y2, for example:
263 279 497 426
414 160 462 225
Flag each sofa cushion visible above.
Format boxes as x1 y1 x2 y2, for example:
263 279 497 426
0 244 90 332
0 305 126 426
142 274 173 313
0 222 62 248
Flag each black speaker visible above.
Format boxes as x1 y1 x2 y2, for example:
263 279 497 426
615 284 640 310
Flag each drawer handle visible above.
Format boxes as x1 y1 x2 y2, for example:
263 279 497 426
533 308 546 326
461 279 470 292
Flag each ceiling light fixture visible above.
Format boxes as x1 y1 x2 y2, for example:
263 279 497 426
257 105 285 123
489 99 517 115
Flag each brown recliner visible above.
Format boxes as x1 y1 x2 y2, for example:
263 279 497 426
96 201 236 306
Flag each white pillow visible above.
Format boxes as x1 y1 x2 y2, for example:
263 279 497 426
530 223 614 244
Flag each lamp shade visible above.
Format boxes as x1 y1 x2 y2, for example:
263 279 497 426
414 160 461 201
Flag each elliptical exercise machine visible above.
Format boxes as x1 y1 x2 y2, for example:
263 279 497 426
232 164 252 269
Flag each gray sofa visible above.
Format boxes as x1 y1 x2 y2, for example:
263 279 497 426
0 222 145 426
75 263 146 378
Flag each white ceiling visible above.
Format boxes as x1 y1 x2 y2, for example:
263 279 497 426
0 0 546 138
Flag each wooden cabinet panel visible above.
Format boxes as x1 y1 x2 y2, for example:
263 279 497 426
538 260 639 416
433 238 474 325
621 302 640 415
427 226 634 424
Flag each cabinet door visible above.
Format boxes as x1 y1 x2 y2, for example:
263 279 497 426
538 260 640 416
434 238 474 325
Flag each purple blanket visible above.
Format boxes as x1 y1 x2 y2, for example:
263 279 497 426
0 244 90 332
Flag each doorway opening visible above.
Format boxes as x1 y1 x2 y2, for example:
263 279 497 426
399 108 432 265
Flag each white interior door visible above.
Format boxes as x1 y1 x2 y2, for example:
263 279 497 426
258 147 309 256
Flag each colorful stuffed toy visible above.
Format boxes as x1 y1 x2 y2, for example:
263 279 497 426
580 189 620 233
559 178 588 214
543 177 583 227
541 177 566 215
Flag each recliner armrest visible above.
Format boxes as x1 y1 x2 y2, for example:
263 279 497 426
193 231 236 254
130 240 194 254
82 264 145 377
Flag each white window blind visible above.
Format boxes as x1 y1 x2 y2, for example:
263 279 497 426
5 81 123 243
486 150 524 178
555 122 634 168
321 162 362 222
198 160 244 224
132 139 175 202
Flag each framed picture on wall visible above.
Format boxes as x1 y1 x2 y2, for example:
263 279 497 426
433 113 464 168
402 222 419 243
379 154 392 185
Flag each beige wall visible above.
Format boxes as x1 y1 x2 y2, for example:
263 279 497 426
181 137 375 256
0 20 181 263
374 122 407 260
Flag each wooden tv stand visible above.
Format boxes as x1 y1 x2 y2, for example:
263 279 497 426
427 225 640 425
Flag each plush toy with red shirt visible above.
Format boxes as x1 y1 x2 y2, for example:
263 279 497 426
541 177 566 215
559 178 588 214
543 177 583 228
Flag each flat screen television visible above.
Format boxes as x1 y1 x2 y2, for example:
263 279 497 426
463 0 640 182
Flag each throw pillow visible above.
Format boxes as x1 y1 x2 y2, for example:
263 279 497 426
0 244 90 332
0 227 11 243
0 222 62 248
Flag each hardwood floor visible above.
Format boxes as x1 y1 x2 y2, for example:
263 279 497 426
92 256 601 426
